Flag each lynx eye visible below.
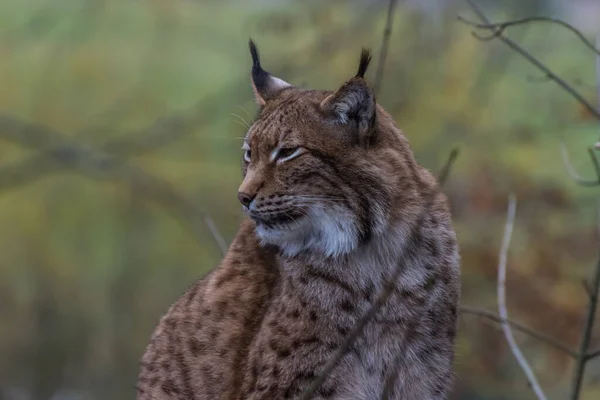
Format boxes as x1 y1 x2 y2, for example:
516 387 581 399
276 147 303 163
243 149 251 163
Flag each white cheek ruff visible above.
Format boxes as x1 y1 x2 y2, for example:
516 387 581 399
254 205 360 258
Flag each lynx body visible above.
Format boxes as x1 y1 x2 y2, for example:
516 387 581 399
137 41 460 400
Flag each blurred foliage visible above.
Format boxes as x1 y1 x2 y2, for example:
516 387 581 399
1 0 600 399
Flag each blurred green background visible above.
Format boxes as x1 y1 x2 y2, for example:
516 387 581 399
1 0 600 399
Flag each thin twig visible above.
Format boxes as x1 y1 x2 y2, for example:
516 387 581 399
586 347 600 361
588 147 600 183
460 306 578 357
496 195 547 400
300 148 459 400
373 0 398 96
569 32 600 400
460 0 600 122
457 16 600 56
559 142 599 186
581 279 593 300
570 223 600 397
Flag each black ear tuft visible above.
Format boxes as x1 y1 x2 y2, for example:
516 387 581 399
355 48 372 78
247 39 293 106
249 39 261 69
249 38 270 94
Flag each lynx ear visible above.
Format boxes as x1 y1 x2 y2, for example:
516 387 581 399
320 49 376 145
249 39 292 107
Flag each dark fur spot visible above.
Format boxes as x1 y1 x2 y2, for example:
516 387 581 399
165 318 177 329
306 266 356 295
337 325 349 336
189 337 206 357
269 338 280 352
317 385 337 397
284 385 299 399
288 308 300 319
161 379 180 395
442 273 451 285
340 299 355 312
362 282 375 302
277 347 291 358
424 275 437 291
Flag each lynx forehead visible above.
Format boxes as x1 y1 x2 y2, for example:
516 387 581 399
137 39 460 400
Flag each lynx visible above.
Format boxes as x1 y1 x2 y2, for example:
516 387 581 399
136 40 460 400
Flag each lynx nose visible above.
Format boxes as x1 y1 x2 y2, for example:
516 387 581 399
238 192 256 208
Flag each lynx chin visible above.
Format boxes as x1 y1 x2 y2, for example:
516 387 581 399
137 40 460 400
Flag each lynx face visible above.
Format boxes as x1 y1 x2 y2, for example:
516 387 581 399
238 42 404 258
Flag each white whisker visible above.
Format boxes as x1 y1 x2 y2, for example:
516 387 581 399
230 112 250 129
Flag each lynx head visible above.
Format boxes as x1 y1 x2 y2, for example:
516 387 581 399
239 40 421 259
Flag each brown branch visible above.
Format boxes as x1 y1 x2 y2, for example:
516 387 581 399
460 306 578 357
300 148 460 400
459 0 600 122
373 0 398 96
457 16 600 56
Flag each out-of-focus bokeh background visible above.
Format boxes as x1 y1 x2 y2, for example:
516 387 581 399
1 0 600 399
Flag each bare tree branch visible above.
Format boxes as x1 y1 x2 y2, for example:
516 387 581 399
559 143 600 186
373 0 398 96
460 306 578 357
570 221 600 398
459 0 600 122
457 16 600 56
495 195 547 400
569 33 600 400
581 279 594 300
586 347 600 361
300 148 460 400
